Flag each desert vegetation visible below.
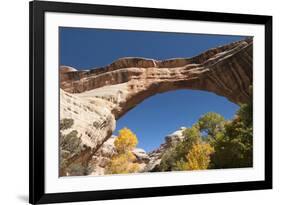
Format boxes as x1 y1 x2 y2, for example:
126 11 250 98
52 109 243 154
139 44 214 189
59 93 253 175
105 128 140 174
59 118 87 176
157 90 253 172
59 95 253 176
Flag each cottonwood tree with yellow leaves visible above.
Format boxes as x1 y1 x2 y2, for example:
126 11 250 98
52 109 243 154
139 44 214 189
174 142 214 171
105 128 140 174
185 143 214 170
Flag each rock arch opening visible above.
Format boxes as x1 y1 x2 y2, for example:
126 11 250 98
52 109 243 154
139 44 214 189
60 38 252 150
114 89 239 153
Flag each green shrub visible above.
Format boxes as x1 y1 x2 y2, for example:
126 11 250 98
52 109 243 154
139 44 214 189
60 130 82 154
66 163 88 176
197 112 225 138
59 129 84 176
211 88 253 169
60 118 74 130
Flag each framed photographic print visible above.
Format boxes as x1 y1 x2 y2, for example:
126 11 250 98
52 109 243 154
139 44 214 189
29 0 272 204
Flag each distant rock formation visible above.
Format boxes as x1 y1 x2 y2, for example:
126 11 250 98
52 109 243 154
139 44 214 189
59 38 253 175
145 127 186 172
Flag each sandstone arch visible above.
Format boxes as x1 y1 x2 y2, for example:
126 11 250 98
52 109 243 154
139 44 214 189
60 38 252 154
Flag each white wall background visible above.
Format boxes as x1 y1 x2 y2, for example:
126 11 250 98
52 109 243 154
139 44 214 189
0 0 279 204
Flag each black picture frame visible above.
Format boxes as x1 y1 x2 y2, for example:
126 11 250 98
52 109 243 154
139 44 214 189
29 0 272 204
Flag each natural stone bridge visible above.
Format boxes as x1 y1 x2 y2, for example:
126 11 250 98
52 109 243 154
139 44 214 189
60 38 252 155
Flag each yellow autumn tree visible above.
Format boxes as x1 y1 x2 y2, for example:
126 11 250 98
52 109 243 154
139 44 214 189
185 143 214 170
106 128 140 174
106 152 139 174
114 128 138 153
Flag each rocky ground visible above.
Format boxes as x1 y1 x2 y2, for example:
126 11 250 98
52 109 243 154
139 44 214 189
82 127 186 176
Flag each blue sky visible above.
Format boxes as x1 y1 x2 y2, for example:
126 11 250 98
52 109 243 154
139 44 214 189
60 27 243 152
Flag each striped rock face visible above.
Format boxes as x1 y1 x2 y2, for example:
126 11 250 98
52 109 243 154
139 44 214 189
59 38 253 164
